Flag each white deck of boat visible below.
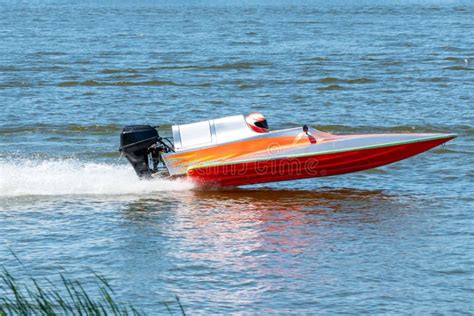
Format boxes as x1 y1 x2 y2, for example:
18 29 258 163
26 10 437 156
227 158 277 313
172 114 259 151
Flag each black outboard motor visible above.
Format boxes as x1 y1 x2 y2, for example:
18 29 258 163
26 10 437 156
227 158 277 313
119 125 172 178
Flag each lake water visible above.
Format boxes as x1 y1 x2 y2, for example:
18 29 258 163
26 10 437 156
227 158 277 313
1 1 473 314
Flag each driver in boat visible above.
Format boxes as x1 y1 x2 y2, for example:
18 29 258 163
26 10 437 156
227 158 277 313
245 112 316 144
295 124 317 144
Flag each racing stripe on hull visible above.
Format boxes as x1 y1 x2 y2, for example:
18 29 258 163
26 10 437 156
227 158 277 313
187 136 454 187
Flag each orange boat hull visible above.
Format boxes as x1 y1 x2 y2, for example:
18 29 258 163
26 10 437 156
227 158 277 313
187 136 454 187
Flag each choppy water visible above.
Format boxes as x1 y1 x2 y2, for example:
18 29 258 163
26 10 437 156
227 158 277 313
1 1 473 314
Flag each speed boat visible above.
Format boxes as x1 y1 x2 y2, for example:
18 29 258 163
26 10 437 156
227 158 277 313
119 113 456 187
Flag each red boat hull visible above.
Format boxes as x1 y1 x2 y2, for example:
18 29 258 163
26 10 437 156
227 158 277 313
187 136 454 187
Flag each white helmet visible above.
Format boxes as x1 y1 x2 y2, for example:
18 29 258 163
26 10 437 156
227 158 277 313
245 112 269 133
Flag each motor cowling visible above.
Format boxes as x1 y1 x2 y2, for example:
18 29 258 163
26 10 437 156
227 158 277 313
119 125 160 178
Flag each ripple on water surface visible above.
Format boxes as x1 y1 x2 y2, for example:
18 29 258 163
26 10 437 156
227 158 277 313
0 1 473 314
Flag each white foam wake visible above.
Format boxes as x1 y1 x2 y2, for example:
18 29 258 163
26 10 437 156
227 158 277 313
0 159 194 196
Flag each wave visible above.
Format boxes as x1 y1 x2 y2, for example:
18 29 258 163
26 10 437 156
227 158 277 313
0 124 123 136
98 62 271 74
57 80 211 88
58 80 178 87
229 41 261 46
0 66 19 72
0 123 175 137
159 62 272 71
444 66 472 71
0 82 33 89
441 46 464 52
318 84 345 91
418 77 448 83
380 60 402 66
0 66 66 73
100 68 143 74
299 56 329 65
318 77 375 84
0 159 194 197
30 51 67 57
109 74 144 79
289 20 321 24
444 57 467 62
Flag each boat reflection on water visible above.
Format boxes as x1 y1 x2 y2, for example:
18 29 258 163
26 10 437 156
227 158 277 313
121 188 419 307
123 187 414 257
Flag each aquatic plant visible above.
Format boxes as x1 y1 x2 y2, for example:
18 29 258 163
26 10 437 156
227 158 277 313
0 268 186 315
